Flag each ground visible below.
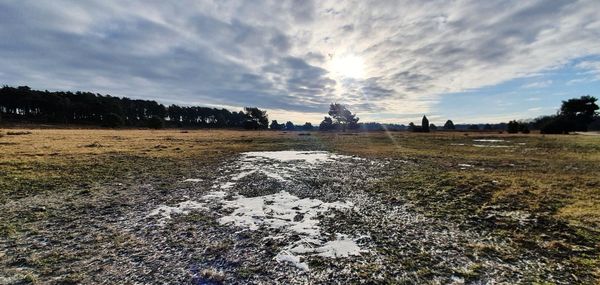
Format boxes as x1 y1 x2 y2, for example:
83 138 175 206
0 129 599 284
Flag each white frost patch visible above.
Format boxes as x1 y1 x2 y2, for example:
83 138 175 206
147 201 206 225
218 191 353 234
183 178 203 182
146 150 367 271
289 234 366 258
214 151 354 190
473 139 507 143
457 163 473 168
275 253 309 271
220 181 236 189
472 144 512 148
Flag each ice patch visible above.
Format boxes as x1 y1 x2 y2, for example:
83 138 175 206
457 164 473 168
183 178 203 182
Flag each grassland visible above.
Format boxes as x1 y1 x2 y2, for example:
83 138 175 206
1 128 599 284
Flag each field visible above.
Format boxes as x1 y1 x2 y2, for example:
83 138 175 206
1 129 599 284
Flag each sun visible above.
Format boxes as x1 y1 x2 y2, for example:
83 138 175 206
329 54 365 79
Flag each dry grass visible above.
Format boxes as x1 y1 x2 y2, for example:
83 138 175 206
1 128 598 229
1 128 599 283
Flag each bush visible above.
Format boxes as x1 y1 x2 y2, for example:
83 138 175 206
147 116 164 129
102 113 124 128
540 117 575 134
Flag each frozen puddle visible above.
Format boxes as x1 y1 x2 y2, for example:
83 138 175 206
147 151 367 271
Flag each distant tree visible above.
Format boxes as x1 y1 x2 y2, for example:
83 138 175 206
429 123 437 131
520 124 530 134
285 121 295 130
102 113 124 128
244 107 268 129
302 122 313 131
328 103 359 131
507 120 520 134
421 116 430 132
270 120 283 130
483 124 493 130
409 122 424 132
147 115 164 129
0 85 270 129
559 95 599 131
468 124 480 131
319 117 335 131
443 120 455 130
408 122 415 131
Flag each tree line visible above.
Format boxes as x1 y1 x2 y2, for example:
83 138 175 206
0 85 269 129
403 95 599 134
1 85 597 134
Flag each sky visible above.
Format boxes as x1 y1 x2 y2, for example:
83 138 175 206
1 0 599 125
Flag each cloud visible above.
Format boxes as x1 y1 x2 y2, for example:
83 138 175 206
522 80 553 89
575 60 600 79
0 0 599 123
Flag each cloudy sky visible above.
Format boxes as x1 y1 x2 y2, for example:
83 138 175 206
1 0 599 124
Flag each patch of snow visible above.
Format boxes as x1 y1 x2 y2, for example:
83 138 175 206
146 150 367 271
458 164 473 168
289 234 366 258
450 276 465 284
218 191 353 234
242 151 345 164
147 201 206 225
450 143 466 146
473 139 507 143
183 178 203 182
472 144 512 148
275 253 309 271
201 191 227 199
220 182 236 189
231 169 257 181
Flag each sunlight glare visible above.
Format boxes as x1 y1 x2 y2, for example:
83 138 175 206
330 54 365 79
